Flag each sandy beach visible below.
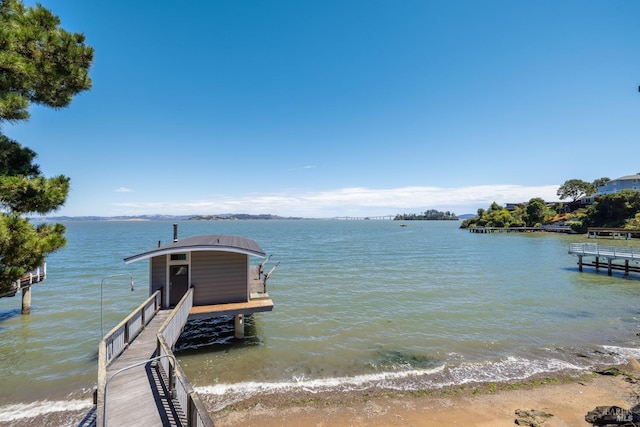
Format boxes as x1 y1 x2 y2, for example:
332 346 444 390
210 365 640 427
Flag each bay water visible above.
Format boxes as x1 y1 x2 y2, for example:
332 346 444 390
1 220 640 421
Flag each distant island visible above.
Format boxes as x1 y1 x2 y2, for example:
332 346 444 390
394 209 458 221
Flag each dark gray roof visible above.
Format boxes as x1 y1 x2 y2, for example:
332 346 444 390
613 173 640 181
124 234 266 264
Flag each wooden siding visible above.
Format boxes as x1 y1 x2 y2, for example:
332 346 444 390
150 256 166 296
191 251 248 305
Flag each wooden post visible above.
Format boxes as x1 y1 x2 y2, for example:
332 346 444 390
607 259 613 276
595 257 600 272
234 314 244 339
625 260 630 277
578 255 583 272
21 285 31 314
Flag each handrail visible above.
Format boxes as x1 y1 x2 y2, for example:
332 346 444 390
159 288 193 347
1 264 47 298
102 290 162 365
19 264 46 286
97 290 161 427
157 288 214 427
103 354 177 427
96 288 213 427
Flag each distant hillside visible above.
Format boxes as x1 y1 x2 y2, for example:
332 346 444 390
36 214 306 221
457 214 476 220
37 214 191 221
188 214 304 220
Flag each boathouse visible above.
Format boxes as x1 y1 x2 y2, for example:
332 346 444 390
123 225 275 338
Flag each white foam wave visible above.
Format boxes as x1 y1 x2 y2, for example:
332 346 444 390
196 353 593 411
447 355 584 384
0 399 93 422
196 345 640 411
196 365 446 410
197 365 446 396
601 345 640 363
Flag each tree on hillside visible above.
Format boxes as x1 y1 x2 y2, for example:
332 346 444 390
0 0 93 296
592 177 611 189
556 179 596 202
394 209 458 220
581 190 640 229
524 197 552 227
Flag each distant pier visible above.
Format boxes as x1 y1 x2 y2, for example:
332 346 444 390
568 243 640 277
587 227 640 240
468 226 571 233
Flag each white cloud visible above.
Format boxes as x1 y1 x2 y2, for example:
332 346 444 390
115 187 134 193
288 165 317 171
112 184 560 217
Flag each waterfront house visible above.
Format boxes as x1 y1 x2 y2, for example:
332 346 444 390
123 225 275 337
596 173 640 196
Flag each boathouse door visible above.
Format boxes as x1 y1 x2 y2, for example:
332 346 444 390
169 264 189 306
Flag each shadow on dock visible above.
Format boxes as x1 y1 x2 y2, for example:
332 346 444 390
77 406 96 427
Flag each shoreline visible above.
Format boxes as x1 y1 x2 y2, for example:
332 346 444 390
1 364 639 426
209 365 640 426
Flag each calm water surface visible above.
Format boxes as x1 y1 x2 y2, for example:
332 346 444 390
1 220 640 418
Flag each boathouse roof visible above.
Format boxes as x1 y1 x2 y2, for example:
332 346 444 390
124 234 266 264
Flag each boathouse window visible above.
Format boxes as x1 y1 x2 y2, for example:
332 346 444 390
170 253 187 261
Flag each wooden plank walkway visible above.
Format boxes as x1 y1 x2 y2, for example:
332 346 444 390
104 309 185 426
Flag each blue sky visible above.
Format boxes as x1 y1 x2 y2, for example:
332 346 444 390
7 1 640 218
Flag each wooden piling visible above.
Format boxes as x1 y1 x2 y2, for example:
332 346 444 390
625 260 630 277
21 285 31 314
234 314 244 339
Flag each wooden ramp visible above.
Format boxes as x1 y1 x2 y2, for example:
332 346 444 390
103 309 186 426
98 289 214 427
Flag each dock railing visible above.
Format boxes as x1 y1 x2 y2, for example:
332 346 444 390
157 287 214 427
97 288 214 427
1 264 47 298
469 226 572 233
569 243 640 260
17 264 47 286
97 290 162 425
102 290 162 364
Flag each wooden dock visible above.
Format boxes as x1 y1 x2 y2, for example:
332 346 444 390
587 227 640 239
103 310 180 426
469 226 572 233
97 289 214 426
0 264 46 298
568 243 640 276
